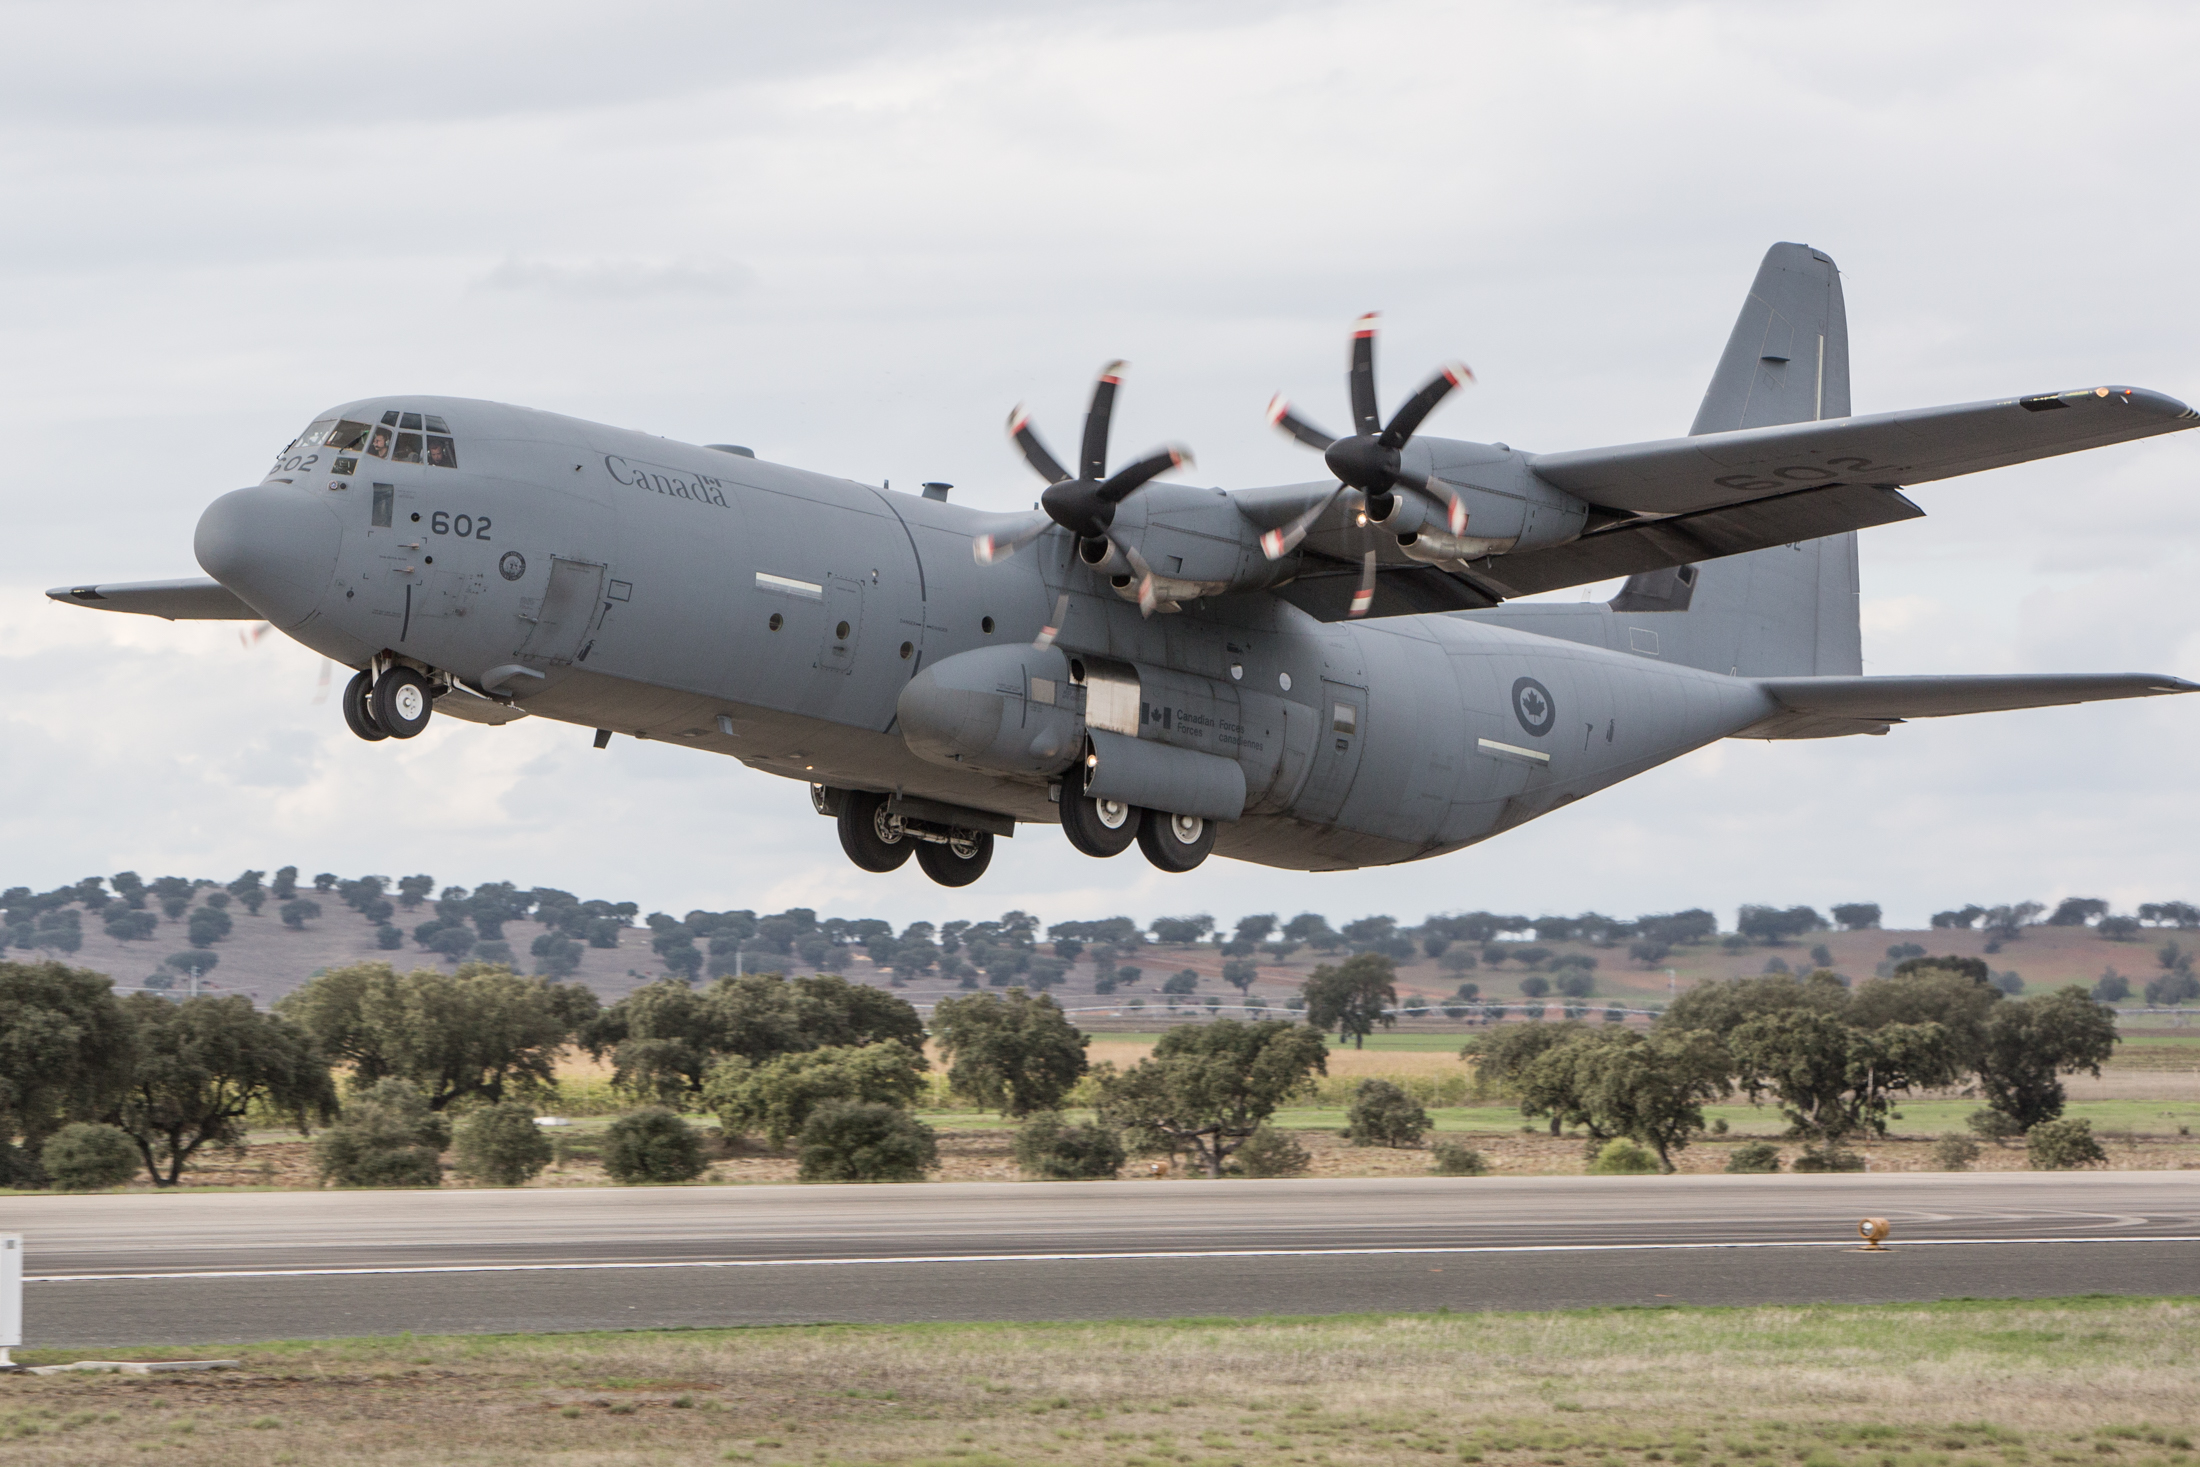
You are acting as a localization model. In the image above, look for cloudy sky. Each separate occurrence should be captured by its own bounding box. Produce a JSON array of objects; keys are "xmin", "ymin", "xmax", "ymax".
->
[{"xmin": 4, "ymin": 0, "xmax": 2196, "ymax": 937}]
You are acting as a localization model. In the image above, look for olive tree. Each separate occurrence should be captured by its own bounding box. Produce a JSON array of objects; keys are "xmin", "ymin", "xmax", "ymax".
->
[
  {"xmin": 1300, "ymin": 952, "xmax": 1397, "ymax": 1048},
  {"xmin": 112, "ymin": 993, "xmax": 336, "ymax": 1186},
  {"xmin": 1097, "ymin": 1019, "xmax": 1328, "ymax": 1177},
  {"xmin": 930, "ymin": 988, "xmax": 1087, "ymax": 1117},
  {"xmin": 0, "ymin": 961, "xmax": 136, "ymax": 1166},
  {"xmin": 1973, "ymin": 987, "xmax": 2119, "ymax": 1130}
]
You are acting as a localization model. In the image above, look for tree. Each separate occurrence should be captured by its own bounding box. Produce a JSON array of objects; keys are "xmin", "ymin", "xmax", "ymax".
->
[
  {"xmin": 2026, "ymin": 1117, "xmax": 2107, "ymax": 1170},
  {"xmin": 278, "ymin": 962, "xmax": 598, "ymax": 1111},
  {"xmin": 41, "ymin": 1122, "xmax": 141, "ymax": 1191},
  {"xmin": 1096, "ymin": 1019, "xmax": 1328, "ymax": 1177},
  {"xmin": 797, "ymin": 1101, "xmax": 938, "ymax": 1182},
  {"xmin": 1150, "ymin": 914, "xmax": 1214, "ymax": 946},
  {"xmin": 1830, "ymin": 903, "xmax": 1882, "ymax": 931},
  {"xmin": 110, "ymin": 871, "xmax": 148, "ymax": 910},
  {"xmin": 1735, "ymin": 905, "xmax": 1827, "ymax": 945},
  {"xmin": 1662, "ymin": 971, "xmax": 1849, "ymax": 1034},
  {"xmin": 2145, "ymin": 969, "xmax": 2200, "ymax": 1005},
  {"xmin": 396, "ymin": 874, "xmax": 437, "ymax": 910},
  {"xmin": 150, "ymin": 876, "xmax": 195, "ymax": 920},
  {"xmin": 1162, "ymin": 969, "xmax": 1199, "ymax": 996},
  {"xmin": 1969, "ymin": 987, "xmax": 2118, "ymax": 1131},
  {"xmin": 187, "ymin": 905, "xmax": 233, "ymax": 949},
  {"xmin": 311, "ymin": 1078, "xmax": 448, "ymax": 1188},
  {"xmin": 2046, "ymin": 897, "xmax": 2109, "ymax": 927},
  {"xmin": 1301, "ymin": 952, "xmax": 1397, "ymax": 1048},
  {"xmin": 2092, "ymin": 971, "xmax": 2133, "ymax": 1002},
  {"xmin": 602, "ymin": 1109, "xmax": 707, "ymax": 1184},
  {"xmin": 452, "ymin": 1100, "xmax": 554, "ymax": 1186},
  {"xmin": 1851, "ymin": 961, "xmax": 2001, "ymax": 1073},
  {"xmin": 111, "ymin": 993, "xmax": 336, "ymax": 1186},
  {"xmin": 0, "ymin": 961, "xmax": 136, "ymax": 1160},
  {"xmin": 1565, "ymin": 1028, "xmax": 1731, "ymax": 1172},
  {"xmin": 1343, "ymin": 1078, "xmax": 1429, "ymax": 1148},
  {"xmin": 1221, "ymin": 958, "xmax": 1261, "ymax": 996},
  {"xmin": 930, "ymin": 988, "xmax": 1087, "ymax": 1117},
  {"xmin": 703, "ymin": 1041, "xmax": 927, "ymax": 1147},
  {"xmin": 1013, "ymin": 1113, "xmax": 1125, "ymax": 1180},
  {"xmin": 279, "ymin": 897, "xmax": 322, "ymax": 930},
  {"xmin": 1724, "ymin": 1009, "xmax": 1954, "ymax": 1149},
  {"xmin": 1282, "ymin": 912, "xmax": 1339, "ymax": 949}
]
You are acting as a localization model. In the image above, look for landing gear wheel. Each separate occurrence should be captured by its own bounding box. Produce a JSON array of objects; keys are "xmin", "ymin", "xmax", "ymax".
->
[
  {"xmin": 1060, "ymin": 760, "xmax": 1142, "ymax": 857},
  {"xmin": 837, "ymin": 790, "xmax": 913, "ymax": 872},
  {"xmin": 371, "ymin": 667, "xmax": 433, "ymax": 738},
  {"xmin": 915, "ymin": 830, "xmax": 994, "ymax": 887},
  {"xmin": 342, "ymin": 670, "xmax": 388, "ymax": 741},
  {"xmin": 1137, "ymin": 811, "xmax": 1216, "ymax": 872}
]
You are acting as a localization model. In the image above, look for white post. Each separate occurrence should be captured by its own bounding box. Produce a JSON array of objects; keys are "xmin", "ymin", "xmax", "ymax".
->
[{"xmin": 0, "ymin": 1233, "xmax": 21, "ymax": 1368}]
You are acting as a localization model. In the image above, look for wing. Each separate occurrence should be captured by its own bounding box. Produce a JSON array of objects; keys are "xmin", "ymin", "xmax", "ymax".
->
[
  {"xmin": 1737, "ymin": 672, "xmax": 2198, "ymax": 741},
  {"xmin": 47, "ymin": 577, "xmax": 260, "ymax": 620},
  {"xmin": 1531, "ymin": 386, "xmax": 2197, "ymax": 518}
]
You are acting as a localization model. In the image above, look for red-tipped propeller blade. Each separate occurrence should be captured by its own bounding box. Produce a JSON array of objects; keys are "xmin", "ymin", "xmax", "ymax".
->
[
  {"xmin": 1348, "ymin": 550, "xmax": 1378, "ymax": 618},
  {"xmin": 972, "ymin": 514, "xmax": 1052, "ymax": 565},
  {"xmin": 1348, "ymin": 313, "xmax": 1381, "ymax": 436},
  {"xmin": 1266, "ymin": 394, "xmax": 1337, "ymax": 451},
  {"xmin": 1007, "ymin": 405, "xmax": 1071, "ymax": 485},
  {"xmin": 1260, "ymin": 485, "xmax": 1345, "ymax": 560}
]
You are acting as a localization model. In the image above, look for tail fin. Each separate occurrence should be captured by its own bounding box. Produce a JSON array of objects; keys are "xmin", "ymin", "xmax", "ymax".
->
[{"xmin": 1610, "ymin": 242, "xmax": 1861, "ymax": 676}]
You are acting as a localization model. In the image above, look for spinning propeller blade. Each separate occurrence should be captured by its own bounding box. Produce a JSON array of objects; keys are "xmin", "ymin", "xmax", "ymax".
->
[{"xmin": 1349, "ymin": 551, "xmax": 1378, "ymax": 619}]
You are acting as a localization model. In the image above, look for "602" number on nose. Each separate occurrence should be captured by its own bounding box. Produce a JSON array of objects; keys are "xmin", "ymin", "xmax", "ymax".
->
[{"xmin": 430, "ymin": 511, "xmax": 491, "ymax": 541}]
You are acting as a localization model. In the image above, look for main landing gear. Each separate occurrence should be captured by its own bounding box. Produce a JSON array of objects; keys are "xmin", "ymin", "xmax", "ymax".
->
[
  {"xmin": 341, "ymin": 662, "xmax": 438, "ymax": 741},
  {"xmin": 830, "ymin": 789, "xmax": 996, "ymax": 887},
  {"xmin": 1060, "ymin": 762, "xmax": 1213, "ymax": 872}
]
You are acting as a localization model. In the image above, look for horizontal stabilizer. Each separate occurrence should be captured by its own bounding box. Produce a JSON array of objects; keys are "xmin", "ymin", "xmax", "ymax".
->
[
  {"xmin": 1738, "ymin": 672, "xmax": 2197, "ymax": 740},
  {"xmin": 47, "ymin": 577, "xmax": 259, "ymax": 621},
  {"xmin": 1534, "ymin": 386, "xmax": 2197, "ymax": 517}
]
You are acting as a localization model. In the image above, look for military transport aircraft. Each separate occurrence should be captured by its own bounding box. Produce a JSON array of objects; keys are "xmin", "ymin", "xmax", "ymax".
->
[{"xmin": 49, "ymin": 243, "xmax": 2199, "ymax": 886}]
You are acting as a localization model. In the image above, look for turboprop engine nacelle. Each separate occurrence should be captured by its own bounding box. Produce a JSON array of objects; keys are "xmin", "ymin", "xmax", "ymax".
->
[{"xmin": 1372, "ymin": 438, "xmax": 1591, "ymax": 562}]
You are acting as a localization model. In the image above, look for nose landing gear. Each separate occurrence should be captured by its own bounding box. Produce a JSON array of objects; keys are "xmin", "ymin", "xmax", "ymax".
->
[{"xmin": 341, "ymin": 659, "xmax": 441, "ymax": 741}]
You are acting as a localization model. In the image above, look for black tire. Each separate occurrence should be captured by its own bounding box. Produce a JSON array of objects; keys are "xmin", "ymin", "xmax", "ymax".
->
[
  {"xmin": 1137, "ymin": 811, "xmax": 1216, "ymax": 872},
  {"xmin": 371, "ymin": 666, "xmax": 433, "ymax": 738},
  {"xmin": 342, "ymin": 670, "xmax": 388, "ymax": 741},
  {"xmin": 837, "ymin": 791, "xmax": 913, "ymax": 872},
  {"xmin": 1060, "ymin": 759, "xmax": 1141, "ymax": 857},
  {"xmin": 915, "ymin": 830, "xmax": 994, "ymax": 887}
]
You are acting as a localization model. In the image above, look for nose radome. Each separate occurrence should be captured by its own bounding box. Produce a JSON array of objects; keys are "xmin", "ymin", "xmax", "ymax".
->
[{"xmin": 194, "ymin": 484, "xmax": 343, "ymax": 629}]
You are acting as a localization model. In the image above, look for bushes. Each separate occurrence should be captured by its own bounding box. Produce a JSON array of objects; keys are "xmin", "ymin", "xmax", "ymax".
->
[
  {"xmin": 1931, "ymin": 1133, "xmax": 1981, "ymax": 1171},
  {"xmin": 796, "ymin": 1101, "xmax": 937, "ymax": 1182},
  {"xmin": 1430, "ymin": 1138, "xmax": 1487, "ymax": 1176},
  {"xmin": 1723, "ymin": 1141, "xmax": 1782, "ymax": 1174},
  {"xmin": 1231, "ymin": 1125, "xmax": 1311, "ymax": 1178},
  {"xmin": 313, "ymin": 1080, "xmax": 449, "ymax": 1188},
  {"xmin": 1013, "ymin": 1112, "xmax": 1125, "ymax": 1180},
  {"xmin": 41, "ymin": 1122, "xmax": 140, "ymax": 1190},
  {"xmin": 1790, "ymin": 1146, "xmax": 1866, "ymax": 1172},
  {"xmin": 1342, "ymin": 1078, "xmax": 1430, "ymax": 1148},
  {"xmin": 2027, "ymin": 1117, "xmax": 2107, "ymax": 1171},
  {"xmin": 1587, "ymin": 1138, "xmax": 1659, "ymax": 1175},
  {"xmin": 453, "ymin": 1101, "xmax": 554, "ymax": 1186},
  {"xmin": 702, "ymin": 1042, "xmax": 926, "ymax": 1147},
  {"xmin": 602, "ymin": 1108, "xmax": 709, "ymax": 1184},
  {"xmin": 1967, "ymin": 1109, "xmax": 2026, "ymax": 1142}
]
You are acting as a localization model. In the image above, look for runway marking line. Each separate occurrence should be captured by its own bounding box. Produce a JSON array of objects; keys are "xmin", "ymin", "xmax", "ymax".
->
[{"xmin": 26, "ymin": 1235, "xmax": 2200, "ymax": 1284}]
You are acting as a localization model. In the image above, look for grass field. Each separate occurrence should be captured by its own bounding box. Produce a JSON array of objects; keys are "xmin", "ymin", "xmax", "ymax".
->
[{"xmin": 3, "ymin": 1298, "xmax": 2195, "ymax": 1466}]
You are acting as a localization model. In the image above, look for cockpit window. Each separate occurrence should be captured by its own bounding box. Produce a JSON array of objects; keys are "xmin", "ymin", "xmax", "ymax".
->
[
  {"xmin": 424, "ymin": 414, "xmax": 450, "ymax": 433},
  {"xmin": 366, "ymin": 426, "xmax": 392, "ymax": 458},
  {"xmin": 293, "ymin": 418, "xmax": 337, "ymax": 450},
  {"xmin": 399, "ymin": 411, "xmax": 423, "ymax": 431},
  {"xmin": 380, "ymin": 409, "xmax": 399, "ymax": 426},
  {"xmin": 324, "ymin": 420, "xmax": 374, "ymax": 452},
  {"xmin": 391, "ymin": 432, "xmax": 424, "ymax": 464},
  {"xmin": 425, "ymin": 436, "xmax": 458, "ymax": 468}
]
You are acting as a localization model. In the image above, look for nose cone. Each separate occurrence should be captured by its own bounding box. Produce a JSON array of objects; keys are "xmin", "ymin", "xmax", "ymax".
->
[{"xmin": 194, "ymin": 484, "xmax": 343, "ymax": 629}]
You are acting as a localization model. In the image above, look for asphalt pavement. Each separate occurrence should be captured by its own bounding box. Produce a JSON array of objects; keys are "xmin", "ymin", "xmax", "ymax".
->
[{"xmin": 8, "ymin": 1172, "xmax": 2195, "ymax": 1347}]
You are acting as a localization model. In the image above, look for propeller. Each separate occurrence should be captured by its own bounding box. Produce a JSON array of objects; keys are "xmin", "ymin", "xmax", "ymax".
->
[
  {"xmin": 973, "ymin": 361, "xmax": 1193, "ymax": 613},
  {"xmin": 1263, "ymin": 313, "xmax": 1473, "ymax": 557}
]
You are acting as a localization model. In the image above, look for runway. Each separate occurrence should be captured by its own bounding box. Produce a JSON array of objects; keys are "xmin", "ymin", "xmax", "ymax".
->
[{"xmin": 8, "ymin": 1172, "xmax": 2195, "ymax": 1347}]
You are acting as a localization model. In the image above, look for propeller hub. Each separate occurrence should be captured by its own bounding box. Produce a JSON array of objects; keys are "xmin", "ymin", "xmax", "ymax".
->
[
  {"xmin": 1041, "ymin": 479, "xmax": 1114, "ymax": 540},
  {"xmin": 1323, "ymin": 434, "xmax": 1398, "ymax": 492}
]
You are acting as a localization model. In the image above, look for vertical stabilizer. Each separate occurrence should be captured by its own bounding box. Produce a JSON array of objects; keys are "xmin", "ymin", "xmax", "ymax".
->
[{"xmin": 1618, "ymin": 242, "xmax": 1861, "ymax": 676}]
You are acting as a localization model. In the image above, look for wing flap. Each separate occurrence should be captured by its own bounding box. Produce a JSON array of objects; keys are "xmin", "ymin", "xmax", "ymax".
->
[
  {"xmin": 1532, "ymin": 387, "xmax": 2196, "ymax": 516},
  {"xmin": 47, "ymin": 578, "xmax": 260, "ymax": 621}
]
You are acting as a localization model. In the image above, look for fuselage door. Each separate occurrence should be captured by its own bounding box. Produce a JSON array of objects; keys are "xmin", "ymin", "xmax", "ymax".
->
[
  {"xmin": 517, "ymin": 556, "xmax": 607, "ymax": 666},
  {"xmin": 1292, "ymin": 681, "xmax": 1367, "ymax": 824}
]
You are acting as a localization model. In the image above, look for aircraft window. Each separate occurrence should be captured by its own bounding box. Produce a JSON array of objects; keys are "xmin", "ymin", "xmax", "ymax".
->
[
  {"xmin": 1332, "ymin": 702, "xmax": 1357, "ymax": 735},
  {"xmin": 380, "ymin": 409, "xmax": 400, "ymax": 426},
  {"xmin": 371, "ymin": 483, "xmax": 394, "ymax": 527},
  {"xmin": 296, "ymin": 418, "xmax": 337, "ymax": 447},
  {"xmin": 391, "ymin": 432, "xmax": 424, "ymax": 464},
  {"xmin": 366, "ymin": 427, "xmax": 392, "ymax": 458},
  {"xmin": 399, "ymin": 412, "xmax": 423, "ymax": 431},
  {"xmin": 324, "ymin": 420, "xmax": 374, "ymax": 453},
  {"xmin": 425, "ymin": 436, "xmax": 459, "ymax": 469},
  {"xmin": 424, "ymin": 414, "xmax": 450, "ymax": 433}
]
